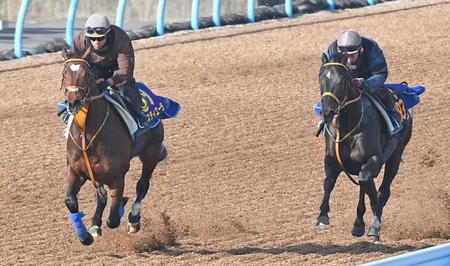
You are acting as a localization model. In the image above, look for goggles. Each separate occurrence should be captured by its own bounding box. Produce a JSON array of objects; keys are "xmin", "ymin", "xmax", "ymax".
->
[
  {"xmin": 338, "ymin": 45, "xmax": 361, "ymax": 55},
  {"xmin": 86, "ymin": 27, "xmax": 110, "ymax": 36}
]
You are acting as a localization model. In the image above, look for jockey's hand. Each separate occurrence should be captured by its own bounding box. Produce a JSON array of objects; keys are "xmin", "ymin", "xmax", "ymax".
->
[
  {"xmin": 97, "ymin": 80, "xmax": 110, "ymax": 91},
  {"xmin": 353, "ymin": 78, "xmax": 364, "ymax": 90}
]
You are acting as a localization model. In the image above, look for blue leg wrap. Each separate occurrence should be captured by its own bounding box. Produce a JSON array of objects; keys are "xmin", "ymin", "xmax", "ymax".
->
[
  {"xmin": 70, "ymin": 212, "xmax": 89, "ymax": 242},
  {"xmin": 119, "ymin": 203, "xmax": 125, "ymax": 218}
]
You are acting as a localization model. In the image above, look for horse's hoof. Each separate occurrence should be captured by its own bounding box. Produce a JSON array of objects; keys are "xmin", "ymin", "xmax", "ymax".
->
[
  {"xmin": 127, "ymin": 222, "xmax": 141, "ymax": 234},
  {"xmin": 367, "ymin": 226, "xmax": 380, "ymax": 237},
  {"xmin": 106, "ymin": 219, "xmax": 120, "ymax": 229},
  {"xmin": 316, "ymin": 215, "xmax": 330, "ymax": 228},
  {"xmin": 89, "ymin": 225, "xmax": 102, "ymax": 238},
  {"xmin": 80, "ymin": 233, "xmax": 94, "ymax": 246},
  {"xmin": 351, "ymin": 220, "xmax": 365, "ymax": 237},
  {"xmin": 372, "ymin": 236, "xmax": 381, "ymax": 244}
]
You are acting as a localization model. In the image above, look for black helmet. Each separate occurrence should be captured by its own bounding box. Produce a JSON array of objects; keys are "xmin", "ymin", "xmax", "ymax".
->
[{"xmin": 337, "ymin": 30, "xmax": 362, "ymax": 54}]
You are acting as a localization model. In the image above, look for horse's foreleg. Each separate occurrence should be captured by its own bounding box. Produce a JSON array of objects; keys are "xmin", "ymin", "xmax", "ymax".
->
[
  {"xmin": 352, "ymin": 181, "xmax": 368, "ymax": 237},
  {"xmin": 128, "ymin": 147, "xmax": 159, "ymax": 234},
  {"xmin": 317, "ymin": 155, "xmax": 341, "ymax": 227},
  {"xmin": 368, "ymin": 149, "xmax": 404, "ymax": 242},
  {"xmin": 106, "ymin": 179, "xmax": 125, "ymax": 229},
  {"xmin": 89, "ymin": 185, "xmax": 107, "ymax": 237},
  {"xmin": 65, "ymin": 168, "xmax": 93, "ymax": 245}
]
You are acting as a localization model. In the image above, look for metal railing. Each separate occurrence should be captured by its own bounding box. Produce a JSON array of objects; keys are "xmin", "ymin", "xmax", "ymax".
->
[{"xmin": 13, "ymin": 0, "xmax": 377, "ymax": 59}]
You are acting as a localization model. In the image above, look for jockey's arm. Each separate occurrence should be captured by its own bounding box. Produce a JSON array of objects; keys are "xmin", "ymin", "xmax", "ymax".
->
[
  {"xmin": 107, "ymin": 40, "xmax": 135, "ymax": 87},
  {"xmin": 361, "ymin": 43, "xmax": 388, "ymax": 92}
]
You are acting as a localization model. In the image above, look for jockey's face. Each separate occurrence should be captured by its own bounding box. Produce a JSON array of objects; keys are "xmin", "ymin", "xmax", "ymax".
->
[
  {"xmin": 347, "ymin": 51, "xmax": 360, "ymax": 65},
  {"xmin": 90, "ymin": 35, "xmax": 107, "ymax": 50}
]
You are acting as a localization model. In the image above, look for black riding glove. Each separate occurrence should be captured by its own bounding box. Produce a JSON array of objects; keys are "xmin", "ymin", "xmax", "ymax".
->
[{"xmin": 97, "ymin": 80, "xmax": 110, "ymax": 91}]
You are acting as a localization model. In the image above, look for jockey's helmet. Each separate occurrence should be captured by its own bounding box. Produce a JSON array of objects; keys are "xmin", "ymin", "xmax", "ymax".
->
[
  {"xmin": 85, "ymin": 14, "xmax": 111, "ymax": 38},
  {"xmin": 337, "ymin": 30, "xmax": 362, "ymax": 55}
]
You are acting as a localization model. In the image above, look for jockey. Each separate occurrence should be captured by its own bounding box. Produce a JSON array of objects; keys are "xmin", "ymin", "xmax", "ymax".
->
[
  {"xmin": 317, "ymin": 30, "xmax": 402, "ymax": 135},
  {"xmin": 71, "ymin": 13, "xmax": 148, "ymax": 128},
  {"xmin": 62, "ymin": 14, "xmax": 167, "ymax": 160}
]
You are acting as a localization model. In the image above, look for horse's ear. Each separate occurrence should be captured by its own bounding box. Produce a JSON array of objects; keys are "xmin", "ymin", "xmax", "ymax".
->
[
  {"xmin": 321, "ymin": 53, "xmax": 328, "ymax": 65},
  {"xmin": 61, "ymin": 46, "xmax": 73, "ymax": 60},
  {"xmin": 81, "ymin": 46, "xmax": 92, "ymax": 61}
]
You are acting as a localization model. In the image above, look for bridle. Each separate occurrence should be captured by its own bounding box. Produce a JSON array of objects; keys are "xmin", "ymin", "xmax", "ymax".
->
[
  {"xmin": 62, "ymin": 58, "xmax": 104, "ymax": 115},
  {"xmin": 320, "ymin": 62, "xmax": 364, "ymax": 185}
]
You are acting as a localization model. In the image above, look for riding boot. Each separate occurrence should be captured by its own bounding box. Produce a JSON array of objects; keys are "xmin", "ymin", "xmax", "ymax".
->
[
  {"xmin": 123, "ymin": 82, "xmax": 148, "ymax": 128},
  {"xmin": 389, "ymin": 105, "xmax": 403, "ymax": 135},
  {"xmin": 58, "ymin": 109, "xmax": 70, "ymax": 124},
  {"xmin": 378, "ymin": 89, "xmax": 402, "ymax": 135},
  {"xmin": 315, "ymin": 118, "xmax": 325, "ymax": 137}
]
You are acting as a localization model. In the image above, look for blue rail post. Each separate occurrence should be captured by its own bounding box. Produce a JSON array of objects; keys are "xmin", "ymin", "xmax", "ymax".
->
[
  {"xmin": 116, "ymin": 0, "xmax": 127, "ymax": 28},
  {"xmin": 247, "ymin": 0, "xmax": 256, "ymax": 23},
  {"xmin": 156, "ymin": 0, "xmax": 167, "ymax": 35},
  {"xmin": 65, "ymin": 0, "xmax": 79, "ymax": 48},
  {"xmin": 191, "ymin": 0, "xmax": 201, "ymax": 30},
  {"xmin": 285, "ymin": 0, "xmax": 293, "ymax": 18},
  {"xmin": 367, "ymin": 0, "xmax": 376, "ymax": 6},
  {"xmin": 327, "ymin": 0, "xmax": 335, "ymax": 11},
  {"xmin": 14, "ymin": 0, "xmax": 30, "ymax": 58},
  {"xmin": 212, "ymin": 0, "xmax": 221, "ymax": 26}
]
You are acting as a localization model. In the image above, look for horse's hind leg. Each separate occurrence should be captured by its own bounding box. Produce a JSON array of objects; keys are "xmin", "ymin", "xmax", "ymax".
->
[
  {"xmin": 317, "ymin": 155, "xmax": 341, "ymax": 227},
  {"xmin": 128, "ymin": 144, "xmax": 160, "ymax": 234},
  {"xmin": 367, "ymin": 179, "xmax": 378, "ymax": 214},
  {"xmin": 89, "ymin": 185, "xmax": 107, "ymax": 237}
]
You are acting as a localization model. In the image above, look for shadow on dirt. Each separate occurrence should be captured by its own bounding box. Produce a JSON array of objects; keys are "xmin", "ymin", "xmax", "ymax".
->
[{"xmin": 135, "ymin": 241, "xmax": 422, "ymax": 257}]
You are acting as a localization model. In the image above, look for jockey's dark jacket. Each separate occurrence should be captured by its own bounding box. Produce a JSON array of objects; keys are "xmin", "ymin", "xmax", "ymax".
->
[
  {"xmin": 325, "ymin": 36, "xmax": 388, "ymax": 93},
  {"xmin": 74, "ymin": 25, "xmax": 135, "ymax": 87}
]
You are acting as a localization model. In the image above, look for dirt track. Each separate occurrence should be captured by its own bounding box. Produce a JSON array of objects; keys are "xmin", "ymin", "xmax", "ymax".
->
[{"xmin": 0, "ymin": 0, "xmax": 449, "ymax": 265}]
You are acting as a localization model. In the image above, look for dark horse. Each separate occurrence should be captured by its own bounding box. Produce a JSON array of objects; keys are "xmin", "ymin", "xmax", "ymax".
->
[
  {"xmin": 60, "ymin": 47, "xmax": 166, "ymax": 245},
  {"xmin": 316, "ymin": 52, "xmax": 412, "ymax": 243}
]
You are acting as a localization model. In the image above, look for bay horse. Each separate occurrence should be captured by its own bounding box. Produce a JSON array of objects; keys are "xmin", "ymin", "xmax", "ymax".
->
[
  {"xmin": 316, "ymin": 52, "xmax": 413, "ymax": 243},
  {"xmin": 60, "ymin": 47, "xmax": 166, "ymax": 245}
]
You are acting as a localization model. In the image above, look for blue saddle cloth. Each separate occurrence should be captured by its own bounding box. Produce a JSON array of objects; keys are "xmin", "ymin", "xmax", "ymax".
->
[
  {"xmin": 313, "ymin": 82, "xmax": 426, "ymax": 116},
  {"xmin": 136, "ymin": 82, "xmax": 181, "ymax": 129}
]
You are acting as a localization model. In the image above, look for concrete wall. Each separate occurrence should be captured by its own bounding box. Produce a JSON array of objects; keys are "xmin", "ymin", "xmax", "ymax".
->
[{"xmin": 0, "ymin": 0, "xmax": 250, "ymax": 24}]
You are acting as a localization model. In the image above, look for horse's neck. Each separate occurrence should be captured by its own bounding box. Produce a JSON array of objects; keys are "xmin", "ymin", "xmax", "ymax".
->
[{"xmin": 339, "ymin": 96, "xmax": 362, "ymax": 134}]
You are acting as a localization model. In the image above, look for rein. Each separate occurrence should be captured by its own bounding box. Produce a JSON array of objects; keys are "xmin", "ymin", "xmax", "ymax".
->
[
  {"xmin": 64, "ymin": 58, "xmax": 106, "ymax": 188},
  {"xmin": 321, "ymin": 62, "xmax": 363, "ymax": 186}
]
